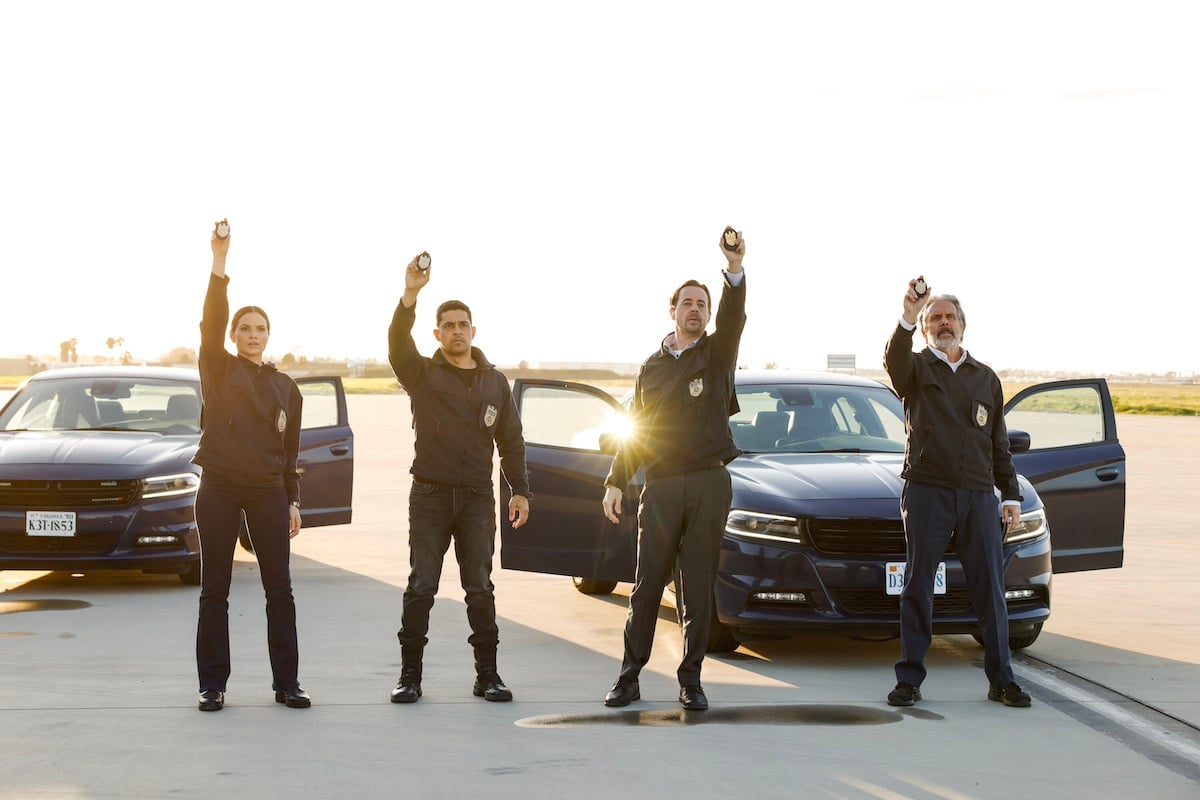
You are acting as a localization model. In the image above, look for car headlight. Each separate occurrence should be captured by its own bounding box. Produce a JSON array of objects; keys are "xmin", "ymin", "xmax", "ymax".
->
[
  {"xmin": 726, "ymin": 510, "xmax": 805, "ymax": 543},
  {"xmin": 1004, "ymin": 507, "xmax": 1048, "ymax": 544},
  {"xmin": 141, "ymin": 472, "xmax": 201, "ymax": 499}
]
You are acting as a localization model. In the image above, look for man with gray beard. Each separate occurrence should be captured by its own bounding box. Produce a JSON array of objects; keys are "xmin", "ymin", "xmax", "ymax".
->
[{"xmin": 883, "ymin": 281, "xmax": 1031, "ymax": 709}]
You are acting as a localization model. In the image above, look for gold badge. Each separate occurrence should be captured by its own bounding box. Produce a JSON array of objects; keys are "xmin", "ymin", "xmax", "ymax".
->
[
  {"xmin": 484, "ymin": 404, "xmax": 498, "ymax": 427},
  {"xmin": 277, "ymin": 409, "xmax": 288, "ymax": 433},
  {"xmin": 975, "ymin": 403, "xmax": 988, "ymax": 427},
  {"xmin": 689, "ymin": 378, "xmax": 704, "ymax": 397}
]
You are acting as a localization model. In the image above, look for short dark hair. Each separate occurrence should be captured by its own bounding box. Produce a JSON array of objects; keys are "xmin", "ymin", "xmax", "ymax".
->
[
  {"xmin": 230, "ymin": 305, "xmax": 270, "ymax": 334},
  {"xmin": 436, "ymin": 300, "xmax": 472, "ymax": 326},
  {"xmin": 670, "ymin": 280, "xmax": 711, "ymax": 308}
]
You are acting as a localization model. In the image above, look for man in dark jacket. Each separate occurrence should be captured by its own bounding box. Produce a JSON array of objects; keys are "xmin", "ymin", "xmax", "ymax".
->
[
  {"xmin": 601, "ymin": 231, "xmax": 747, "ymax": 711},
  {"xmin": 387, "ymin": 254, "xmax": 531, "ymax": 704},
  {"xmin": 883, "ymin": 280, "xmax": 1031, "ymax": 709}
]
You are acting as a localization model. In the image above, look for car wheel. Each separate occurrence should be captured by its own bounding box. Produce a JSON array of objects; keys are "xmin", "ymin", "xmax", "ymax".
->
[
  {"xmin": 177, "ymin": 560, "xmax": 201, "ymax": 586},
  {"xmin": 706, "ymin": 607, "xmax": 740, "ymax": 654},
  {"xmin": 572, "ymin": 576, "xmax": 617, "ymax": 595},
  {"xmin": 971, "ymin": 622, "xmax": 1043, "ymax": 651},
  {"xmin": 1008, "ymin": 623, "xmax": 1043, "ymax": 650}
]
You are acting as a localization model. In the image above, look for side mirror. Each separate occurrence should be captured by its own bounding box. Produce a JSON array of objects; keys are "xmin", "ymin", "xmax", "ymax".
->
[{"xmin": 1008, "ymin": 429, "xmax": 1031, "ymax": 453}]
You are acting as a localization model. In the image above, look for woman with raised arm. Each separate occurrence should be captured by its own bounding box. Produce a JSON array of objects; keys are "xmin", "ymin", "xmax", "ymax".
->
[{"xmin": 192, "ymin": 219, "xmax": 308, "ymax": 713}]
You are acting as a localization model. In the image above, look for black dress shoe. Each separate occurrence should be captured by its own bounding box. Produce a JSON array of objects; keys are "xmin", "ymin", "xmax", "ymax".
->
[
  {"xmin": 473, "ymin": 674, "xmax": 513, "ymax": 702},
  {"xmin": 679, "ymin": 684, "xmax": 708, "ymax": 711},
  {"xmin": 390, "ymin": 680, "xmax": 422, "ymax": 703},
  {"xmin": 198, "ymin": 690, "xmax": 224, "ymax": 712},
  {"xmin": 274, "ymin": 686, "xmax": 311, "ymax": 708},
  {"xmin": 604, "ymin": 679, "xmax": 640, "ymax": 707}
]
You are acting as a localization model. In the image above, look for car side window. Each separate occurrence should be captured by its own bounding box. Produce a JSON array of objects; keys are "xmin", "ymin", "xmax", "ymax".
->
[
  {"xmin": 297, "ymin": 379, "xmax": 341, "ymax": 429},
  {"xmin": 1005, "ymin": 385, "xmax": 1105, "ymax": 449},
  {"xmin": 519, "ymin": 386, "xmax": 625, "ymax": 451}
]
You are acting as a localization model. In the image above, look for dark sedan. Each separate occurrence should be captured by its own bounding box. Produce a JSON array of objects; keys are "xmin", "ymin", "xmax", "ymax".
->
[
  {"xmin": 499, "ymin": 372, "xmax": 1125, "ymax": 652},
  {"xmin": 0, "ymin": 366, "xmax": 354, "ymax": 584}
]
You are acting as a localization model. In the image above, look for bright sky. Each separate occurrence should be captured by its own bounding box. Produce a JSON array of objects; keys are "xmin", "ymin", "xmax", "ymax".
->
[{"xmin": 2, "ymin": 2, "xmax": 1197, "ymax": 377}]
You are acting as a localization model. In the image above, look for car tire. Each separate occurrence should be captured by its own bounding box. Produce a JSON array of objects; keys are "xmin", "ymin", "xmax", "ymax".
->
[
  {"xmin": 178, "ymin": 560, "xmax": 201, "ymax": 586},
  {"xmin": 972, "ymin": 621, "xmax": 1043, "ymax": 651},
  {"xmin": 572, "ymin": 576, "xmax": 617, "ymax": 595},
  {"xmin": 1008, "ymin": 622, "xmax": 1043, "ymax": 650}
]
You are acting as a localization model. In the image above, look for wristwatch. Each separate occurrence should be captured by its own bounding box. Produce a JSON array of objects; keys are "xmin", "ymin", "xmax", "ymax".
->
[{"xmin": 290, "ymin": 501, "xmax": 301, "ymax": 509}]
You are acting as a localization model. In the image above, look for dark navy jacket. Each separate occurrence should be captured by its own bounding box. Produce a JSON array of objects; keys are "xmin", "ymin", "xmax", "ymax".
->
[
  {"xmin": 884, "ymin": 322, "xmax": 1019, "ymax": 500},
  {"xmin": 606, "ymin": 275, "xmax": 746, "ymax": 488},
  {"xmin": 193, "ymin": 274, "xmax": 302, "ymax": 504},
  {"xmin": 388, "ymin": 300, "xmax": 531, "ymax": 498}
]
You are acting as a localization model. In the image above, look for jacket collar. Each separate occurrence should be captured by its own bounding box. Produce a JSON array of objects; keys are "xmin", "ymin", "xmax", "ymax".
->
[
  {"xmin": 657, "ymin": 331, "xmax": 707, "ymax": 360},
  {"xmin": 921, "ymin": 347, "xmax": 980, "ymax": 372},
  {"xmin": 431, "ymin": 346, "xmax": 494, "ymax": 370}
]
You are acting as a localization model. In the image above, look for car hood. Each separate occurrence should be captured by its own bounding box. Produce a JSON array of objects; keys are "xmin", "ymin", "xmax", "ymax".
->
[
  {"xmin": 0, "ymin": 431, "xmax": 197, "ymax": 479},
  {"xmin": 729, "ymin": 452, "xmax": 1040, "ymax": 516},
  {"xmin": 731, "ymin": 452, "xmax": 904, "ymax": 514}
]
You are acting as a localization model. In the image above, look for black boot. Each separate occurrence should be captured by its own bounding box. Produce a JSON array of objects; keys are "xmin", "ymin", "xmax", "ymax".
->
[
  {"xmin": 472, "ymin": 644, "xmax": 512, "ymax": 702},
  {"xmin": 390, "ymin": 645, "xmax": 423, "ymax": 704}
]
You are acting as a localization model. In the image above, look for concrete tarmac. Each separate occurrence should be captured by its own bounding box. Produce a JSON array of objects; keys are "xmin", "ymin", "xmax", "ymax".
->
[{"xmin": 2, "ymin": 396, "xmax": 1199, "ymax": 799}]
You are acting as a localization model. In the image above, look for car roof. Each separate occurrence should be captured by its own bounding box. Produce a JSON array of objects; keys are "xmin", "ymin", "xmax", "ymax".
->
[
  {"xmin": 734, "ymin": 369, "xmax": 890, "ymax": 390},
  {"xmin": 24, "ymin": 365, "xmax": 200, "ymax": 383}
]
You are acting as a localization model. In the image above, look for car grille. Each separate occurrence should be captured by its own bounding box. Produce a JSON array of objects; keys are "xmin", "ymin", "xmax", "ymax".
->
[
  {"xmin": 0, "ymin": 533, "xmax": 114, "ymax": 555},
  {"xmin": 0, "ymin": 480, "xmax": 139, "ymax": 508},
  {"xmin": 807, "ymin": 518, "xmax": 958, "ymax": 557},
  {"xmin": 835, "ymin": 587, "xmax": 974, "ymax": 616}
]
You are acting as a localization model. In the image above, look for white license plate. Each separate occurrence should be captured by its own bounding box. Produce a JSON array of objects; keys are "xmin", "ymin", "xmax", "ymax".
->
[
  {"xmin": 26, "ymin": 510, "xmax": 77, "ymax": 537},
  {"xmin": 885, "ymin": 561, "xmax": 946, "ymax": 596}
]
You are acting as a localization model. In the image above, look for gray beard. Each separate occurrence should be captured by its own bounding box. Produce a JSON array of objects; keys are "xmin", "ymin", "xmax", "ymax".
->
[{"xmin": 930, "ymin": 333, "xmax": 962, "ymax": 353}]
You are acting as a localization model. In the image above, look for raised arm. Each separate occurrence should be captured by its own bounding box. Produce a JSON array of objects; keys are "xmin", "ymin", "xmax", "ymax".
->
[
  {"xmin": 387, "ymin": 253, "xmax": 433, "ymax": 390},
  {"xmin": 711, "ymin": 230, "xmax": 747, "ymax": 368},
  {"xmin": 210, "ymin": 218, "xmax": 229, "ymax": 278},
  {"xmin": 883, "ymin": 278, "xmax": 931, "ymax": 399},
  {"xmin": 199, "ymin": 221, "xmax": 232, "ymax": 380}
]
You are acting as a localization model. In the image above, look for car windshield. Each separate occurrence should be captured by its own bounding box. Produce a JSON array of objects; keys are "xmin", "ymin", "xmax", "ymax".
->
[
  {"xmin": 730, "ymin": 382, "xmax": 907, "ymax": 454},
  {"xmin": 0, "ymin": 376, "xmax": 202, "ymax": 435}
]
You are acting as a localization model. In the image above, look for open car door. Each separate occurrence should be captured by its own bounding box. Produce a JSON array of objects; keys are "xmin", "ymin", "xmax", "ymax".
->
[
  {"xmin": 1006, "ymin": 378, "xmax": 1125, "ymax": 573},
  {"xmin": 295, "ymin": 376, "xmax": 354, "ymax": 527},
  {"xmin": 499, "ymin": 379, "xmax": 638, "ymax": 584}
]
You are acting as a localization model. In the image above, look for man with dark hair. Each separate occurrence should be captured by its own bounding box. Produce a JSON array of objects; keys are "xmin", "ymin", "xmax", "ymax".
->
[
  {"xmin": 386, "ymin": 254, "xmax": 531, "ymax": 704},
  {"xmin": 601, "ymin": 230, "xmax": 747, "ymax": 711},
  {"xmin": 884, "ymin": 280, "xmax": 1031, "ymax": 709}
]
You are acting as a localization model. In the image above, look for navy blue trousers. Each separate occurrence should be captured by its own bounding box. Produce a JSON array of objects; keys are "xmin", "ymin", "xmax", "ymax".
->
[
  {"xmin": 195, "ymin": 475, "xmax": 298, "ymax": 692},
  {"xmin": 896, "ymin": 481, "xmax": 1014, "ymax": 688}
]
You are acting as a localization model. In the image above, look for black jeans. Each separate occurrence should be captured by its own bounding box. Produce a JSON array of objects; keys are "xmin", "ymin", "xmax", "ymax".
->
[
  {"xmin": 195, "ymin": 475, "xmax": 299, "ymax": 692},
  {"xmin": 398, "ymin": 481, "xmax": 499, "ymax": 649},
  {"xmin": 620, "ymin": 466, "xmax": 732, "ymax": 686}
]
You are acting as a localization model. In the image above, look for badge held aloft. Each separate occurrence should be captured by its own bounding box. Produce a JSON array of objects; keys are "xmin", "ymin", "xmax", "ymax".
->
[
  {"xmin": 417, "ymin": 252, "xmax": 431, "ymax": 271},
  {"xmin": 214, "ymin": 219, "xmax": 230, "ymax": 239},
  {"xmin": 913, "ymin": 277, "xmax": 928, "ymax": 297},
  {"xmin": 722, "ymin": 226, "xmax": 740, "ymax": 252}
]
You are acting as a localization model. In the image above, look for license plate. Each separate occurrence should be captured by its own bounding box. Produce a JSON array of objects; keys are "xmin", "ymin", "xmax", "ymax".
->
[
  {"xmin": 26, "ymin": 511, "xmax": 77, "ymax": 537},
  {"xmin": 885, "ymin": 561, "xmax": 946, "ymax": 596}
]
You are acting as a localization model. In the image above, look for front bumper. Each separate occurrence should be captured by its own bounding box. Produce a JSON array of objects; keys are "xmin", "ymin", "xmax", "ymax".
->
[
  {"xmin": 715, "ymin": 531, "xmax": 1052, "ymax": 639},
  {"xmin": 0, "ymin": 494, "xmax": 199, "ymax": 575}
]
